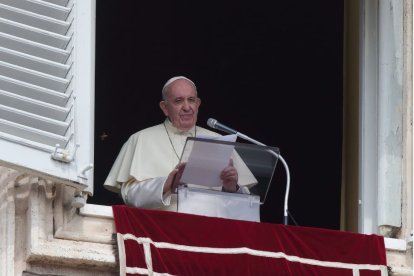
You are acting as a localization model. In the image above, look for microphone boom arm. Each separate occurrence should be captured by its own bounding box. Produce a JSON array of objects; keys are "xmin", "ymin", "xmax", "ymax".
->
[
  {"xmin": 207, "ymin": 118, "xmax": 291, "ymax": 225},
  {"xmin": 236, "ymin": 131, "xmax": 291, "ymax": 225}
]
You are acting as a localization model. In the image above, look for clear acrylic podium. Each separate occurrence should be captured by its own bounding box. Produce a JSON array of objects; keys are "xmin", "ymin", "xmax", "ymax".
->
[{"xmin": 175, "ymin": 137, "xmax": 279, "ymax": 222}]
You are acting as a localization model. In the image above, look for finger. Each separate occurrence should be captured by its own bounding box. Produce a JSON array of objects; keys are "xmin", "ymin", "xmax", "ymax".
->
[{"xmin": 228, "ymin": 158, "xmax": 234, "ymax": 166}]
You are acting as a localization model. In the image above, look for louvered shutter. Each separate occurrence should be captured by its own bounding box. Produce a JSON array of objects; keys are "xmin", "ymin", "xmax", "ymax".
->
[{"xmin": 0, "ymin": 0, "xmax": 95, "ymax": 194}]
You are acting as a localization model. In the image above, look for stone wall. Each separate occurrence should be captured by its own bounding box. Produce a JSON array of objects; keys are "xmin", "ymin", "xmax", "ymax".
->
[{"xmin": 0, "ymin": 167, "xmax": 117, "ymax": 276}]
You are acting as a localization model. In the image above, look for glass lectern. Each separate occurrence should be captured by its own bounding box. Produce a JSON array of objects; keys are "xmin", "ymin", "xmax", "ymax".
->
[{"xmin": 175, "ymin": 137, "xmax": 279, "ymax": 222}]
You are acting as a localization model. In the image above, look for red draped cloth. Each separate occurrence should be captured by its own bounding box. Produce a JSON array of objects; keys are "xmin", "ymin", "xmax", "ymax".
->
[{"xmin": 112, "ymin": 205, "xmax": 387, "ymax": 276}]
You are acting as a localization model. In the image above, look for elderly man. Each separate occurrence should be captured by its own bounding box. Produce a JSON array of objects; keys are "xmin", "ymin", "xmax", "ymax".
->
[{"xmin": 104, "ymin": 76, "xmax": 248, "ymax": 211}]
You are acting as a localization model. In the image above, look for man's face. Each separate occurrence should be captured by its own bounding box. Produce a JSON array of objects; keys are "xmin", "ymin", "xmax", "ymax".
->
[{"xmin": 160, "ymin": 79, "xmax": 201, "ymax": 131}]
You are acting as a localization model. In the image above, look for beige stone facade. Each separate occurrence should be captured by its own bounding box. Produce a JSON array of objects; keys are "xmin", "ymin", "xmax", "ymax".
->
[{"xmin": 0, "ymin": 167, "xmax": 117, "ymax": 275}]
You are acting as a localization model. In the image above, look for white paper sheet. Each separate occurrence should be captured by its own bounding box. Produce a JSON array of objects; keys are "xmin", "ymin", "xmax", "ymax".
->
[{"xmin": 180, "ymin": 134, "xmax": 237, "ymax": 187}]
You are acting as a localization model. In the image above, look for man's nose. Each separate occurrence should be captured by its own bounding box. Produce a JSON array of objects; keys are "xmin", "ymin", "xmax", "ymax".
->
[{"xmin": 182, "ymin": 100, "xmax": 191, "ymax": 110}]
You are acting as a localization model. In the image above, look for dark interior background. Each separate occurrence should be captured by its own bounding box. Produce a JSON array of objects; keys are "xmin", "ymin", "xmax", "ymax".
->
[{"xmin": 91, "ymin": 0, "xmax": 344, "ymax": 230}]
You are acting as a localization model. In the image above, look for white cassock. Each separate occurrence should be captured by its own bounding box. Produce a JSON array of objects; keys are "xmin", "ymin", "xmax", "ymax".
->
[{"xmin": 104, "ymin": 119, "xmax": 257, "ymax": 213}]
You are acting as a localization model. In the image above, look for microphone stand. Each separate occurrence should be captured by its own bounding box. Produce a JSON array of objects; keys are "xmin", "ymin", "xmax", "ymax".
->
[{"xmin": 236, "ymin": 132, "xmax": 291, "ymax": 225}]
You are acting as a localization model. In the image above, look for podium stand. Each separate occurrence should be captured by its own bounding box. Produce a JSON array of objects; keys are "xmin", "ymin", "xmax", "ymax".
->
[
  {"xmin": 175, "ymin": 137, "xmax": 279, "ymax": 222},
  {"xmin": 177, "ymin": 186, "xmax": 262, "ymax": 221}
]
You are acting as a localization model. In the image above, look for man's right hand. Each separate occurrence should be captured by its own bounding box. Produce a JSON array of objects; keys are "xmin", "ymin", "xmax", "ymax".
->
[{"xmin": 163, "ymin": 162, "xmax": 186, "ymax": 194}]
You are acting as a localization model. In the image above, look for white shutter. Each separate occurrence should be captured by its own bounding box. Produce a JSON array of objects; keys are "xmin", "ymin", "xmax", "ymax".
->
[{"xmin": 0, "ymin": 0, "xmax": 95, "ymax": 194}]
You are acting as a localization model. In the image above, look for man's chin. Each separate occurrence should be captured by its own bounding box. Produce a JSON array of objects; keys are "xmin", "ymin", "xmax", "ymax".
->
[{"xmin": 179, "ymin": 119, "xmax": 196, "ymax": 129}]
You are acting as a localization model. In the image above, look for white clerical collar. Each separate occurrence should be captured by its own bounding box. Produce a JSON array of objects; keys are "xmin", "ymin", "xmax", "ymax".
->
[{"xmin": 164, "ymin": 119, "xmax": 196, "ymax": 136}]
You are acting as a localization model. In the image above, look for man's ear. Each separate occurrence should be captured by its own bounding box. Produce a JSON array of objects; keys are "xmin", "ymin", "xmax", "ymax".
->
[{"xmin": 159, "ymin": 101, "xmax": 168, "ymax": 116}]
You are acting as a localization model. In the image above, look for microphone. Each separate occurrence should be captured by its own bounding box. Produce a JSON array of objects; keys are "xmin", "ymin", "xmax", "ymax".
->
[
  {"xmin": 207, "ymin": 118, "xmax": 263, "ymax": 145},
  {"xmin": 207, "ymin": 118, "xmax": 237, "ymax": 135}
]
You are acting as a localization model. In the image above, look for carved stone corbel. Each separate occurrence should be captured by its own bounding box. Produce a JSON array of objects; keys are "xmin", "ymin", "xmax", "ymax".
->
[{"xmin": 0, "ymin": 166, "xmax": 117, "ymax": 275}]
